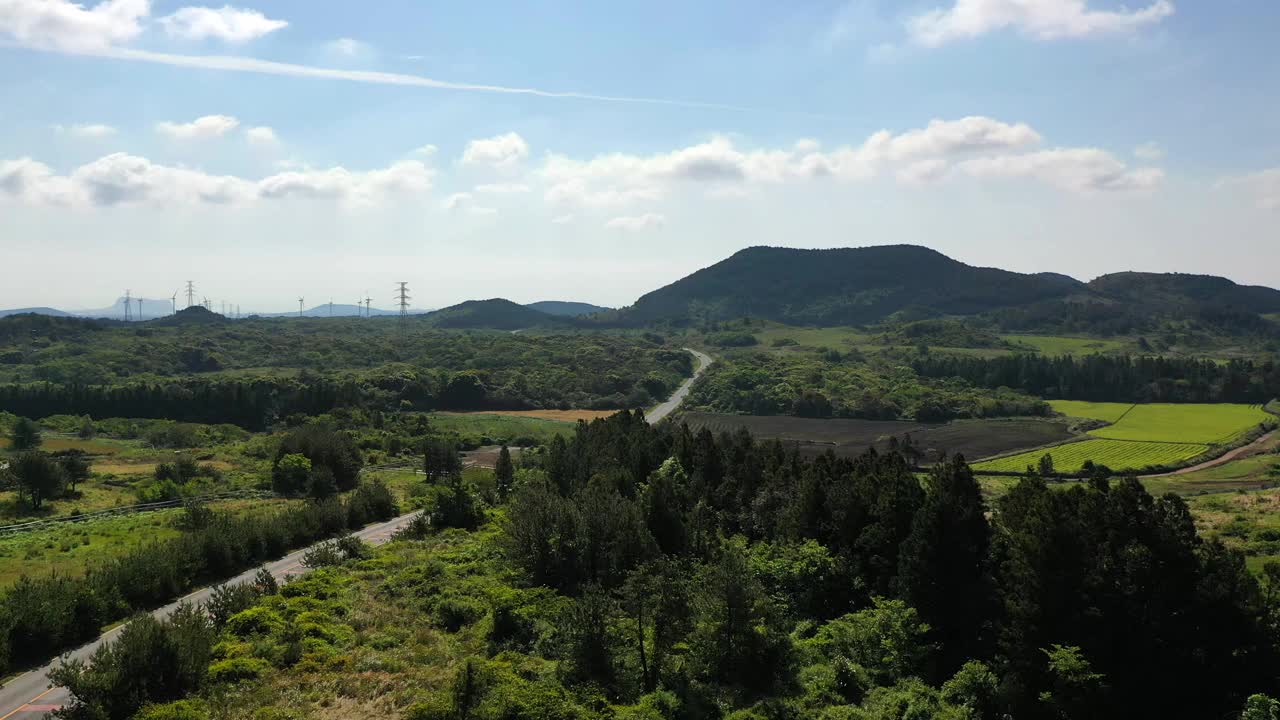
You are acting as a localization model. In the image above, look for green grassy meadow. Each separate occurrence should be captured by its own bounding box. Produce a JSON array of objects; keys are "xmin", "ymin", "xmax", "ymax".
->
[
  {"xmin": 1049, "ymin": 400, "xmax": 1136, "ymax": 425},
  {"xmin": 425, "ymin": 412, "xmax": 576, "ymax": 445},
  {"xmin": 1001, "ymin": 334, "xmax": 1131, "ymax": 355}
]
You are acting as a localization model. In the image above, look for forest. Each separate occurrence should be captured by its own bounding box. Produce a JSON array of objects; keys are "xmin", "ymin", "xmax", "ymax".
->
[
  {"xmin": 36, "ymin": 412, "xmax": 1280, "ymax": 720},
  {"xmin": 913, "ymin": 353, "xmax": 1280, "ymax": 404}
]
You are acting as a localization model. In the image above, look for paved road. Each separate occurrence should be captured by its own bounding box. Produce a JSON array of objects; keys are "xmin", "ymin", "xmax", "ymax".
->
[
  {"xmin": 0, "ymin": 509, "xmax": 424, "ymax": 719},
  {"xmin": 645, "ymin": 348, "xmax": 713, "ymax": 424}
]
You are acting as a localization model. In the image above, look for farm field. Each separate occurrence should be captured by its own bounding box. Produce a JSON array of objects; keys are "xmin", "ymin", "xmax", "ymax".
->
[
  {"xmin": 1088, "ymin": 403, "xmax": 1273, "ymax": 444},
  {"xmin": 681, "ymin": 413, "xmax": 1073, "ymax": 463},
  {"xmin": 974, "ymin": 438, "xmax": 1209, "ymax": 474},
  {"xmin": 1049, "ymin": 400, "xmax": 1135, "ymax": 425},
  {"xmin": 426, "ymin": 412, "xmax": 578, "ymax": 446},
  {"xmin": 1001, "ymin": 334, "xmax": 1131, "ymax": 355},
  {"xmin": 433, "ymin": 409, "xmax": 617, "ymax": 422}
]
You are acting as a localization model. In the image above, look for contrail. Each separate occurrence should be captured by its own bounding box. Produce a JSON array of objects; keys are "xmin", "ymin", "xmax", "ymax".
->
[{"xmin": 62, "ymin": 46, "xmax": 771, "ymax": 114}]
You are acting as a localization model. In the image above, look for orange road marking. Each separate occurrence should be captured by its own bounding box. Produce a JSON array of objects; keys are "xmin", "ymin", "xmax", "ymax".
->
[{"xmin": 0, "ymin": 686, "xmax": 56, "ymax": 720}]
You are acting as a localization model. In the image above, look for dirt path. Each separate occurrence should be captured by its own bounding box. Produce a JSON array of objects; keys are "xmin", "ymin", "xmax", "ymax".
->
[{"xmin": 1143, "ymin": 428, "xmax": 1279, "ymax": 478}]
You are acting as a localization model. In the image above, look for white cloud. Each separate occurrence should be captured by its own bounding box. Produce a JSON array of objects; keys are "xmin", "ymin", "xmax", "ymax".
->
[
  {"xmin": 54, "ymin": 123, "xmax": 117, "ymax": 138},
  {"xmin": 0, "ymin": 152, "xmax": 433, "ymax": 208},
  {"xmin": 1134, "ymin": 142, "xmax": 1165, "ymax": 161},
  {"xmin": 1221, "ymin": 169, "xmax": 1280, "ymax": 211},
  {"xmin": 540, "ymin": 116, "xmax": 1066, "ymax": 209},
  {"xmin": 551, "ymin": 214, "xmax": 574, "ymax": 224},
  {"xmin": 605, "ymin": 213, "xmax": 665, "ymax": 232},
  {"xmin": 158, "ymin": 5, "xmax": 287, "ymax": 43},
  {"xmin": 246, "ymin": 126, "xmax": 279, "ymax": 145},
  {"xmin": 412, "ymin": 144, "xmax": 438, "ymax": 157},
  {"xmin": 0, "ymin": 0, "xmax": 148, "ymax": 51},
  {"xmin": 908, "ymin": 0, "xmax": 1175, "ymax": 47},
  {"xmin": 958, "ymin": 148, "xmax": 1163, "ymax": 192},
  {"xmin": 461, "ymin": 132, "xmax": 529, "ymax": 170},
  {"xmin": 475, "ymin": 182, "xmax": 531, "ymax": 194},
  {"xmin": 326, "ymin": 37, "xmax": 369, "ymax": 57},
  {"xmin": 156, "ymin": 114, "xmax": 240, "ymax": 139},
  {"xmin": 441, "ymin": 191, "xmax": 496, "ymax": 215}
]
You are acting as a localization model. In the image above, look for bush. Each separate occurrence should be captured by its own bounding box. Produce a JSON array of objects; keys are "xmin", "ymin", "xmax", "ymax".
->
[
  {"xmin": 225, "ymin": 606, "xmax": 283, "ymax": 637},
  {"xmin": 135, "ymin": 699, "xmax": 211, "ymax": 720},
  {"xmin": 436, "ymin": 594, "xmax": 485, "ymax": 632},
  {"xmin": 207, "ymin": 656, "xmax": 270, "ymax": 683}
]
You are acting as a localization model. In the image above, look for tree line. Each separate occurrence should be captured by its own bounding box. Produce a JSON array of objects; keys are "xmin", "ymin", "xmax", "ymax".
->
[
  {"xmin": 493, "ymin": 411, "xmax": 1278, "ymax": 718},
  {"xmin": 913, "ymin": 353, "xmax": 1280, "ymax": 404}
]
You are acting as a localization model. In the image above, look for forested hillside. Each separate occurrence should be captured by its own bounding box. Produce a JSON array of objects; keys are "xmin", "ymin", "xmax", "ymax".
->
[
  {"xmin": 616, "ymin": 245, "xmax": 1085, "ymax": 326},
  {"xmin": 45, "ymin": 413, "xmax": 1280, "ymax": 720}
]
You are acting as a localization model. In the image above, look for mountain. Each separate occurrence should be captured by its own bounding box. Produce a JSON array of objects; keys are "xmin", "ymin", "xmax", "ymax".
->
[
  {"xmin": 426, "ymin": 299, "xmax": 566, "ymax": 330},
  {"xmin": 0, "ymin": 307, "xmax": 73, "ymax": 318},
  {"xmin": 526, "ymin": 301, "xmax": 612, "ymax": 317},
  {"xmin": 1088, "ymin": 272, "xmax": 1280, "ymax": 314},
  {"xmin": 74, "ymin": 298, "xmax": 175, "ymax": 320},
  {"xmin": 616, "ymin": 245, "xmax": 1088, "ymax": 326}
]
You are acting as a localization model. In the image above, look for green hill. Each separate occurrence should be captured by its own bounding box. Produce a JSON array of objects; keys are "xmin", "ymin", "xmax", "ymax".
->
[
  {"xmin": 426, "ymin": 299, "xmax": 566, "ymax": 330},
  {"xmin": 1089, "ymin": 272, "xmax": 1280, "ymax": 314},
  {"xmin": 526, "ymin": 300, "xmax": 611, "ymax": 317},
  {"xmin": 616, "ymin": 245, "xmax": 1085, "ymax": 326}
]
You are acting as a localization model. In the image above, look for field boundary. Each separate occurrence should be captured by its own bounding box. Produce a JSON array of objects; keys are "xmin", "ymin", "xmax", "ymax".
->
[{"xmin": 0, "ymin": 489, "xmax": 273, "ymax": 537}]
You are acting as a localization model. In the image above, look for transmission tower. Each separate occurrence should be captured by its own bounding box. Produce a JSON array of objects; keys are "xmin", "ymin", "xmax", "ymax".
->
[
  {"xmin": 395, "ymin": 282, "xmax": 410, "ymax": 329},
  {"xmin": 185, "ymin": 281, "xmax": 195, "ymax": 309},
  {"xmin": 123, "ymin": 290, "xmax": 132, "ymax": 322}
]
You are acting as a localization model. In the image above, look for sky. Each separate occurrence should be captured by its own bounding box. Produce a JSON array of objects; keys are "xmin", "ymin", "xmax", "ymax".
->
[{"xmin": 1, "ymin": 0, "xmax": 1278, "ymax": 313}]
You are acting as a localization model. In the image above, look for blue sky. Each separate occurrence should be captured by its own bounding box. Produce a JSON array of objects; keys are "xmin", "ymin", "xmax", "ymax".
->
[{"xmin": 1, "ymin": 0, "xmax": 1277, "ymax": 312}]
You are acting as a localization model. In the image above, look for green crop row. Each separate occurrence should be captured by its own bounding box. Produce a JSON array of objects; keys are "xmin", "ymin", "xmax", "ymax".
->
[{"xmin": 974, "ymin": 438, "xmax": 1209, "ymax": 474}]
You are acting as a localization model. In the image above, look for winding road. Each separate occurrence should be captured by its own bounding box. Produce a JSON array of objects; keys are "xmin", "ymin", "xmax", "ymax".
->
[
  {"xmin": 646, "ymin": 348, "xmax": 713, "ymax": 424},
  {"xmin": 0, "ymin": 347, "xmax": 714, "ymax": 718}
]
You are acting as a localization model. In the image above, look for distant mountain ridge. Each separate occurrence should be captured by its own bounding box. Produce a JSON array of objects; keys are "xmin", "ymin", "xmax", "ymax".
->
[{"xmin": 425, "ymin": 299, "xmax": 567, "ymax": 330}]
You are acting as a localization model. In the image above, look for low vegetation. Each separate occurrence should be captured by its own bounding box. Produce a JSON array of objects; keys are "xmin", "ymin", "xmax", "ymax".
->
[{"xmin": 46, "ymin": 412, "xmax": 1280, "ymax": 720}]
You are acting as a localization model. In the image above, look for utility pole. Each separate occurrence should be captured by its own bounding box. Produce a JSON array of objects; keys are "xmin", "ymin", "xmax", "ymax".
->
[
  {"xmin": 185, "ymin": 281, "xmax": 195, "ymax": 309},
  {"xmin": 395, "ymin": 282, "xmax": 410, "ymax": 331},
  {"xmin": 123, "ymin": 290, "xmax": 132, "ymax": 322}
]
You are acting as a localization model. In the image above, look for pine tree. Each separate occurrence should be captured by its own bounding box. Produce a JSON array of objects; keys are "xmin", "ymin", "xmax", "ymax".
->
[
  {"xmin": 494, "ymin": 444, "xmax": 515, "ymax": 499},
  {"xmin": 896, "ymin": 455, "xmax": 993, "ymax": 680}
]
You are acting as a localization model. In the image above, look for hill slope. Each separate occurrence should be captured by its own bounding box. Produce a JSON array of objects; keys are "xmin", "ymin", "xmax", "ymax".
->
[
  {"xmin": 526, "ymin": 301, "xmax": 611, "ymax": 317},
  {"xmin": 617, "ymin": 245, "xmax": 1087, "ymax": 326},
  {"xmin": 426, "ymin": 299, "xmax": 566, "ymax": 330},
  {"xmin": 0, "ymin": 307, "xmax": 72, "ymax": 318},
  {"xmin": 1089, "ymin": 272, "xmax": 1280, "ymax": 314}
]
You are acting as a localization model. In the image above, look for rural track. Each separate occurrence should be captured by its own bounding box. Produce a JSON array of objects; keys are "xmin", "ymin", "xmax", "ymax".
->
[
  {"xmin": 645, "ymin": 348, "xmax": 713, "ymax": 424},
  {"xmin": 1142, "ymin": 427, "xmax": 1280, "ymax": 478},
  {"xmin": 0, "ymin": 509, "xmax": 425, "ymax": 719}
]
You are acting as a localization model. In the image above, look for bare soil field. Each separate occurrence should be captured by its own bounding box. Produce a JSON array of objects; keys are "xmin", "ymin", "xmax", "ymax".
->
[{"xmin": 680, "ymin": 413, "xmax": 1073, "ymax": 463}]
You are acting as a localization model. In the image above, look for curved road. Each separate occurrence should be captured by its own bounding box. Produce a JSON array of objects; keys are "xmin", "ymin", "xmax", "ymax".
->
[
  {"xmin": 0, "ymin": 347, "xmax": 714, "ymax": 718},
  {"xmin": 0, "ymin": 510, "xmax": 425, "ymax": 719},
  {"xmin": 646, "ymin": 348, "xmax": 713, "ymax": 424}
]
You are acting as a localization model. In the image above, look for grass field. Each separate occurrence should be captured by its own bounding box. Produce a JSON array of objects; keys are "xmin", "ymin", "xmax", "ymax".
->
[
  {"xmin": 1187, "ymin": 490, "xmax": 1280, "ymax": 574},
  {"xmin": 0, "ymin": 511, "xmax": 182, "ymax": 588},
  {"xmin": 682, "ymin": 413, "xmax": 1074, "ymax": 464},
  {"xmin": 426, "ymin": 412, "xmax": 577, "ymax": 445},
  {"xmin": 974, "ymin": 438, "xmax": 1209, "ymax": 474},
  {"xmin": 1050, "ymin": 400, "xmax": 1136, "ymax": 424},
  {"xmin": 1088, "ymin": 403, "xmax": 1273, "ymax": 444},
  {"xmin": 434, "ymin": 409, "xmax": 617, "ymax": 422},
  {"xmin": 1001, "ymin": 334, "xmax": 1131, "ymax": 355}
]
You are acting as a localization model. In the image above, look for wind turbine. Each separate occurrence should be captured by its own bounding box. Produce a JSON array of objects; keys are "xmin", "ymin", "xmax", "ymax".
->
[
  {"xmin": 365, "ymin": 293, "xmax": 372, "ymax": 318},
  {"xmin": 298, "ymin": 297, "xmax": 305, "ymax": 317},
  {"xmin": 170, "ymin": 291, "xmax": 178, "ymax": 315},
  {"xmin": 136, "ymin": 297, "xmax": 144, "ymax": 322}
]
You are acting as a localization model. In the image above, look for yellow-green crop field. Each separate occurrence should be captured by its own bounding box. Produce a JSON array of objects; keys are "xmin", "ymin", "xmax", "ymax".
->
[
  {"xmin": 974, "ymin": 439, "xmax": 1210, "ymax": 473},
  {"xmin": 974, "ymin": 400, "xmax": 1276, "ymax": 473}
]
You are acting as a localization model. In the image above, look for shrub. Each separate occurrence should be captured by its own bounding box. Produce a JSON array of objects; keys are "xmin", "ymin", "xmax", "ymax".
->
[
  {"xmin": 436, "ymin": 594, "xmax": 485, "ymax": 632},
  {"xmin": 207, "ymin": 656, "xmax": 270, "ymax": 683},
  {"xmin": 134, "ymin": 699, "xmax": 211, "ymax": 720},
  {"xmin": 225, "ymin": 606, "xmax": 283, "ymax": 637}
]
